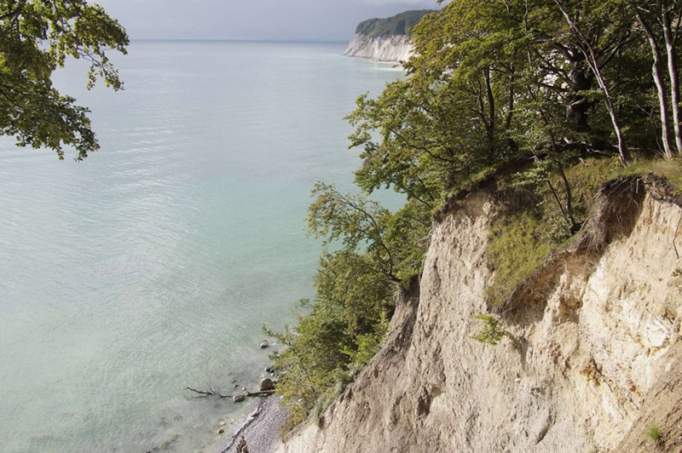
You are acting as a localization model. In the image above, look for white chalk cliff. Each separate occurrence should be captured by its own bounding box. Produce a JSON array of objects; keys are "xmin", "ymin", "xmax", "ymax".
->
[
  {"xmin": 343, "ymin": 10, "xmax": 431, "ymax": 63},
  {"xmin": 344, "ymin": 34, "xmax": 413, "ymax": 63},
  {"xmin": 276, "ymin": 176, "xmax": 682, "ymax": 452}
]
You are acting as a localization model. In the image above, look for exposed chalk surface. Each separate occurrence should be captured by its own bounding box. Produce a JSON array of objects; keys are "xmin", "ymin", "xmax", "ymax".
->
[{"xmin": 344, "ymin": 35, "xmax": 413, "ymax": 62}]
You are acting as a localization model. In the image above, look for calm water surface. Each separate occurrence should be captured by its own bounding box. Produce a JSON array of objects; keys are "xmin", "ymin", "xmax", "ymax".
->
[{"xmin": 0, "ymin": 41, "xmax": 401, "ymax": 453}]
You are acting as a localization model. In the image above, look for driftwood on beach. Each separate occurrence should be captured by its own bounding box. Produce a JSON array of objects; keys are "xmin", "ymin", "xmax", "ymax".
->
[{"xmin": 185, "ymin": 386, "xmax": 274, "ymax": 399}]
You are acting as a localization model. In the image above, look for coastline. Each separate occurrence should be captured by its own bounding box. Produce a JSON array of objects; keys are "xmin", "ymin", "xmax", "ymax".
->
[
  {"xmin": 344, "ymin": 34, "xmax": 413, "ymax": 63},
  {"xmin": 219, "ymin": 396, "xmax": 287, "ymax": 453}
]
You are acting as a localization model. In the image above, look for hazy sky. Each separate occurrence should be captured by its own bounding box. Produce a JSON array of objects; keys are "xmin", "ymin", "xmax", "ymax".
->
[{"xmin": 96, "ymin": 0, "xmax": 437, "ymax": 41}]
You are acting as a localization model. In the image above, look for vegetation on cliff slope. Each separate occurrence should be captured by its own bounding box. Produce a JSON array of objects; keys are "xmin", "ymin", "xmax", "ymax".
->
[
  {"xmin": 487, "ymin": 156, "xmax": 682, "ymax": 306},
  {"xmin": 268, "ymin": 188, "xmax": 429, "ymax": 429},
  {"xmin": 272, "ymin": 0, "xmax": 682, "ymax": 429}
]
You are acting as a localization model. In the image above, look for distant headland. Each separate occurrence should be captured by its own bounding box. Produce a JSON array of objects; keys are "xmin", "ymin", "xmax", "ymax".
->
[{"xmin": 344, "ymin": 10, "xmax": 433, "ymax": 62}]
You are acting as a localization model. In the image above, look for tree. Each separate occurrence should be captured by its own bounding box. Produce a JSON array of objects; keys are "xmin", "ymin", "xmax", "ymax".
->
[
  {"xmin": 308, "ymin": 182, "xmax": 430, "ymax": 283},
  {"xmin": 661, "ymin": 0, "xmax": 682, "ymax": 153},
  {"xmin": 633, "ymin": 2, "xmax": 675, "ymax": 158},
  {"xmin": 267, "ymin": 251, "xmax": 394, "ymax": 428},
  {"xmin": 0, "ymin": 0, "xmax": 128, "ymax": 160},
  {"xmin": 349, "ymin": 0, "xmax": 533, "ymax": 202},
  {"xmin": 270, "ymin": 184, "xmax": 429, "ymax": 427},
  {"xmin": 629, "ymin": 0, "xmax": 682, "ymax": 157},
  {"xmin": 552, "ymin": 0, "xmax": 634, "ymax": 165}
]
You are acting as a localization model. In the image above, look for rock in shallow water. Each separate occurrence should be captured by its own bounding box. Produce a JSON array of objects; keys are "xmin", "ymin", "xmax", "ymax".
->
[{"xmin": 260, "ymin": 378, "xmax": 276, "ymax": 392}]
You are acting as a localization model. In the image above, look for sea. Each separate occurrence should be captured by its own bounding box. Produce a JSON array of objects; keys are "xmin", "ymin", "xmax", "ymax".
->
[{"xmin": 0, "ymin": 40, "xmax": 402, "ymax": 453}]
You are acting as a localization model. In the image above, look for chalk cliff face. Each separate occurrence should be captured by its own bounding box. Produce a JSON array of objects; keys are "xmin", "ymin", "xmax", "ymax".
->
[
  {"xmin": 344, "ymin": 35, "xmax": 413, "ymax": 63},
  {"xmin": 276, "ymin": 177, "xmax": 682, "ymax": 453},
  {"xmin": 344, "ymin": 10, "xmax": 432, "ymax": 63}
]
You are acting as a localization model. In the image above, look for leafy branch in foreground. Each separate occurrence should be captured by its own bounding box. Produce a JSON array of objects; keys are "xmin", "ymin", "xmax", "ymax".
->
[{"xmin": 0, "ymin": 0, "xmax": 128, "ymax": 159}]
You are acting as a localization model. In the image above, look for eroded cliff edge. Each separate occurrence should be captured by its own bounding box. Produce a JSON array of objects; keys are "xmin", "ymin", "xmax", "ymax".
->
[{"xmin": 276, "ymin": 176, "xmax": 682, "ymax": 452}]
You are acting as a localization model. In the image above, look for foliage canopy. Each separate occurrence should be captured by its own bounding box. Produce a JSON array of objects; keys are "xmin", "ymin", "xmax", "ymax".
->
[
  {"xmin": 354, "ymin": 10, "xmax": 433, "ymax": 38},
  {"xmin": 0, "ymin": 0, "xmax": 128, "ymax": 159}
]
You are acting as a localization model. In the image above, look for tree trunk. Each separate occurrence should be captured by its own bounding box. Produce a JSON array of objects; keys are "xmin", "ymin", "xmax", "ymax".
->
[
  {"xmin": 553, "ymin": 0, "xmax": 629, "ymax": 165},
  {"xmin": 637, "ymin": 9, "xmax": 674, "ymax": 159},
  {"xmin": 484, "ymin": 66, "xmax": 496, "ymax": 155},
  {"xmin": 587, "ymin": 51, "xmax": 629, "ymax": 165},
  {"xmin": 505, "ymin": 64, "xmax": 515, "ymax": 130},
  {"xmin": 566, "ymin": 52, "xmax": 592, "ymax": 132},
  {"xmin": 557, "ymin": 163, "xmax": 580, "ymax": 233},
  {"xmin": 662, "ymin": 4, "xmax": 682, "ymax": 154}
]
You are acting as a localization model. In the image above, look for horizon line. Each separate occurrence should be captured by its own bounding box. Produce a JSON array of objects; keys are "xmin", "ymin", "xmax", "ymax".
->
[{"xmin": 130, "ymin": 37, "xmax": 349, "ymax": 44}]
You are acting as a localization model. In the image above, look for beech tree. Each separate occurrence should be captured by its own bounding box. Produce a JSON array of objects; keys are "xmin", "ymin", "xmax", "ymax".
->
[
  {"xmin": 629, "ymin": 0, "xmax": 682, "ymax": 158},
  {"xmin": 552, "ymin": 0, "xmax": 634, "ymax": 165},
  {"xmin": 661, "ymin": 0, "xmax": 682, "ymax": 153},
  {"xmin": 0, "ymin": 0, "xmax": 128, "ymax": 160},
  {"xmin": 634, "ymin": 3, "xmax": 675, "ymax": 158}
]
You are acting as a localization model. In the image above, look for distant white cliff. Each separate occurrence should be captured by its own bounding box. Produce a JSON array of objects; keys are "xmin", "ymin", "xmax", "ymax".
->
[
  {"xmin": 344, "ymin": 34, "xmax": 413, "ymax": 62},
  {"xmin": 344, "ymin": 10, "xmax": 432, "ymax": 63}
]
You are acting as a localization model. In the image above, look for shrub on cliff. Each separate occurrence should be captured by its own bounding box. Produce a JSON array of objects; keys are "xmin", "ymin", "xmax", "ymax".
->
[{"xmin": 267, "ymin": 185, "xmax": 428, "ymax": 429}]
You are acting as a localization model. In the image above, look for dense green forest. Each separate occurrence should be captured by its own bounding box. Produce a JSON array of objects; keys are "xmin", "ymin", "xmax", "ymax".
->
[
  {"xmin": 354, "ymin": 10, "xmax": 433, "ymax": 38},
  {"xmin": 270, "ymin": 0, "xmax": 682, "ymax": 430}
]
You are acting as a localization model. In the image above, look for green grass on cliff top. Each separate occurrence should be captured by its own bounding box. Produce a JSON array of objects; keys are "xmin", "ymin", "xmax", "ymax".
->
[{"xmin": 487, "ymin": 156, "xmax": 682, "ymax": 307}]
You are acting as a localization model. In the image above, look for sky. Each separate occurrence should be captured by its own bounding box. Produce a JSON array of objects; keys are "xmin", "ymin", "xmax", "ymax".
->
[{"xmin": 96, "ymin": 0, "xmax": 437, "ymax": 42}]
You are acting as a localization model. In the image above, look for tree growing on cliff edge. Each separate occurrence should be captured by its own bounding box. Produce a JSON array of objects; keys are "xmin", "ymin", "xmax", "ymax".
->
[
  {"xmin": 0, "ymin": 0, "xmax": 128, "ymax": 160},
  {"xmin": 268, "ymin": 183, "xmax": 430, "ymax": 428},
  {"xmin": 308, "ymin": 182, "xmax": 430, "ymax": 283}
]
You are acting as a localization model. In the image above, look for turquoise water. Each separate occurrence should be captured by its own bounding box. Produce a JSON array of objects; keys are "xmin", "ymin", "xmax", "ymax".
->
[{"xmin": 0, "ymin": 41, "xmax": 401, "ymax": 452}]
